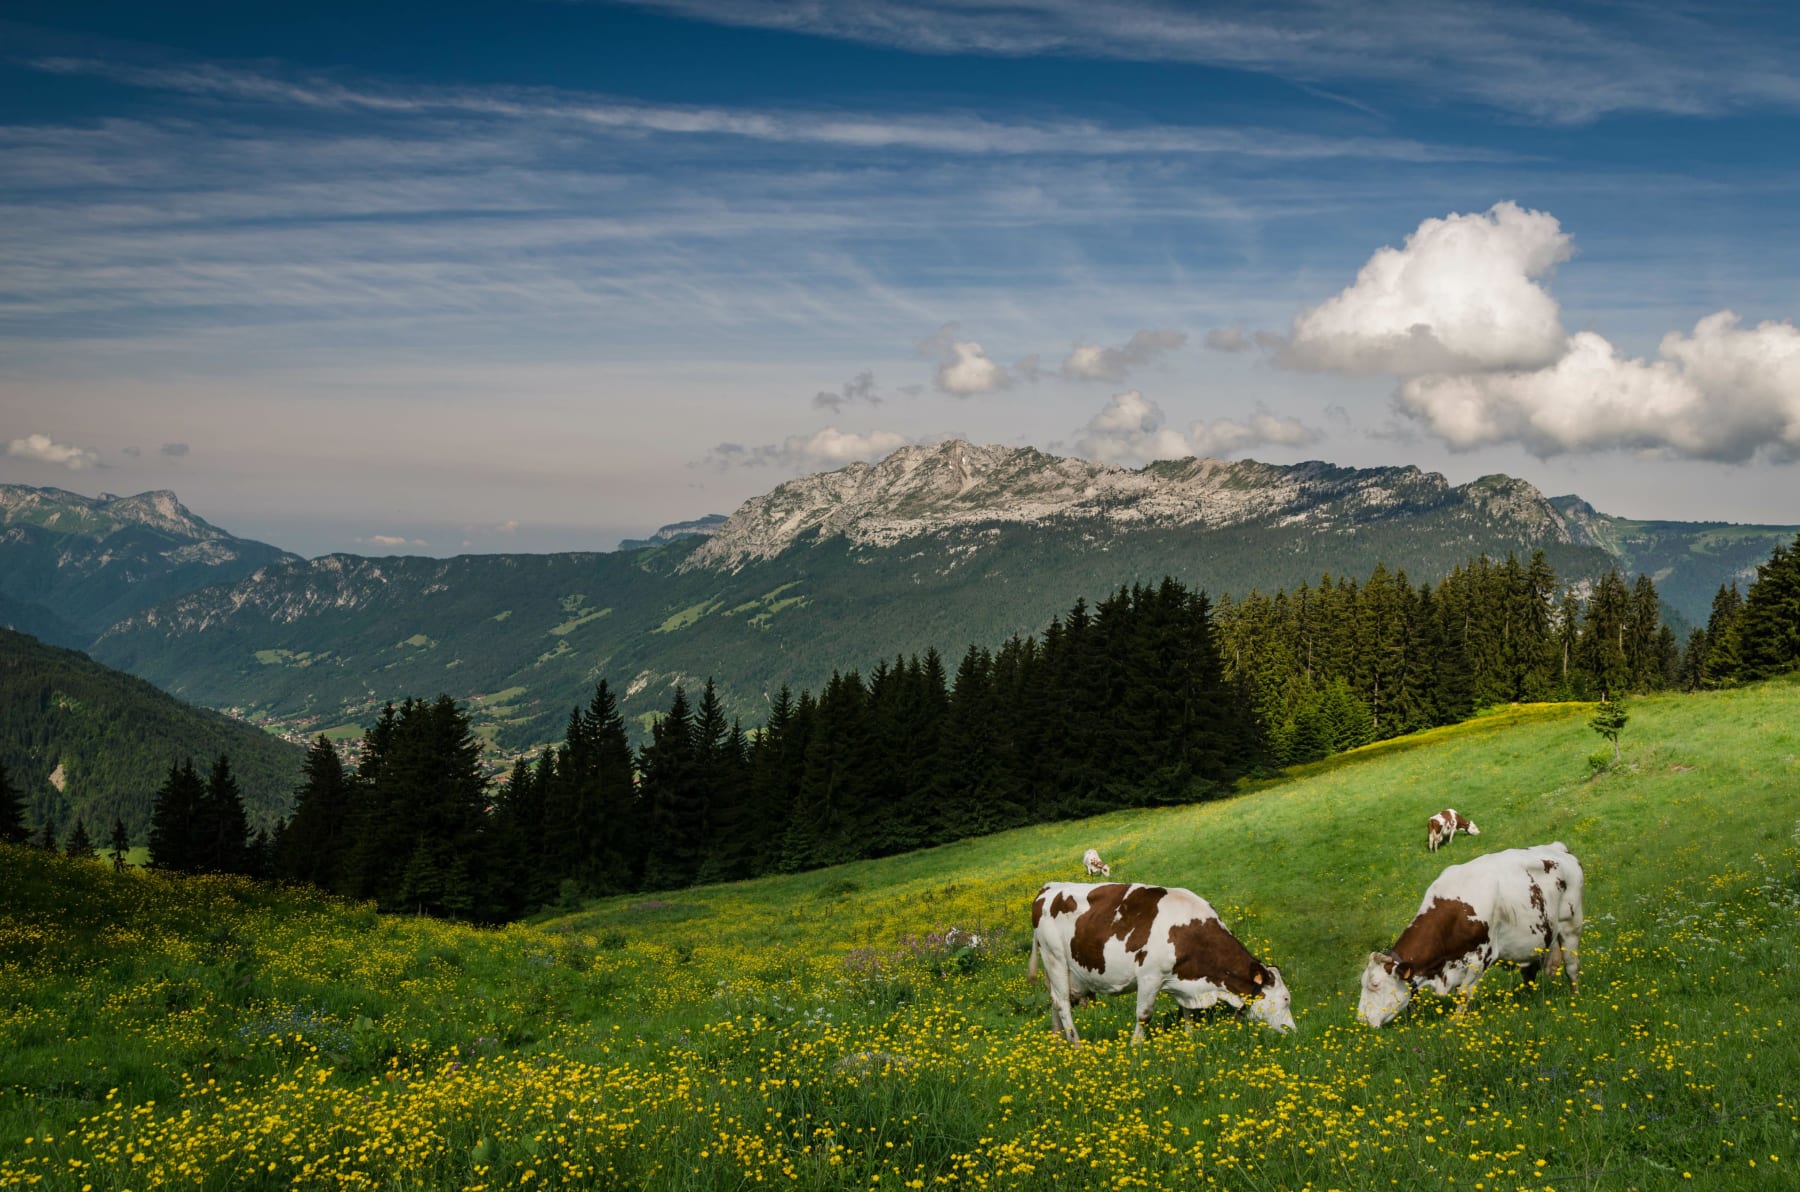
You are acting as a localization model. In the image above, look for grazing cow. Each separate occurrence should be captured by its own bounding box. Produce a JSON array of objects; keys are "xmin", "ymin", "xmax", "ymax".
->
[
  {"xmin": 1426, "ymin": 807, "xmax": 1481, "ymax": 852},
  {"xmin": 1082, "ymin": 848, "xmax": 1112, "ymax": 878},
  {"xmin": 1358, "ymin": 842, "xmax": 1584, "ymax": 1028},
  {"xmin": 1029, "ymin": 882, "xmax": 1294, "ymax": 1041}
]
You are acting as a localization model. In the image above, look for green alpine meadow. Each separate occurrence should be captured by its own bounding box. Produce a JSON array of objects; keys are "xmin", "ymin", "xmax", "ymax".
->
[{"xmin": 3, "ymin": 678, "xmax": 1795, "ymax": 1190}]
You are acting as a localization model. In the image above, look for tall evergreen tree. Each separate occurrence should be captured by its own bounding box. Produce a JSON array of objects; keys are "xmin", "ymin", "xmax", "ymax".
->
[
  {"xmin": 64, "ymin": 816, "xmax": 96, "ymax": 859},
  {"xmin": 279, "ymin": 736, "xmax": 355, "ymax": 890},
  {"xmin": 1737, "ymin": 536, "xmax": 1800, "ymax": 680},
  {"xmin": 109, "ymin": 815, "xmax": 130, "ymax": 872},
  {"xmin": 0, "ymin": 760, "xmax": 27, "ymax": 846},
  {"xmin": 198, "ymin": 754, "xmax": 251, "ymax": 874},
  {"xmin": 1704, "ymin": 583, "xmax": 1745, "ymax": 687},
  {"xmin": 148, "ymin": 759, "xmax": 205, "ymax": 872},
  {"xmin": 639, "ymin": 687, "xmax": 702, "ymax": 889}
]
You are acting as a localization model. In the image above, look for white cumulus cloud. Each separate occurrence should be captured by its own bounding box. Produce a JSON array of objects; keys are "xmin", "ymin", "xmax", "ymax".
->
[
  {"xmin": 1073, "ymin": 392, "xmax": 1320, "ymax": 467},
  {"xmin": 1284, "ymin": 201, "xmax": 1573, "ymax": 375},
  {"xmin": 1061, "ymin": 328, "xmax": 1187, "ymax": 381},
  {"xmin": 5, "ymin": 433, "xmax": 100, "ymax": 470},
  {"xmin": 1399, "ymin": 313, "xmax": 1800, "ymax": 462},
  {"xmin": 1189, "ymin": 411, "xmax": 1323, "ymax": 457},
  {"xmin": 358, "ymin": 533, "xmax": 427, "ymax": 549},
  {"xmin": 924, "ymin": 324, "xmax": 1012, "ymax": 396},
  {"xmin": 704, "ymin": 427, "xmax": 914, "ymax": 471}
]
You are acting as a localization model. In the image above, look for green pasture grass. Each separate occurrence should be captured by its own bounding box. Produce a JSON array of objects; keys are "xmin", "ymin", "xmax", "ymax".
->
[{"xmin": 1, "ymin": 680, "xmax": 1796, "ymax": 1190}]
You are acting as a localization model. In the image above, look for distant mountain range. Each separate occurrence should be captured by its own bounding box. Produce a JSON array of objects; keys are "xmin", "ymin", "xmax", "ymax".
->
[
  {"xmin": 0, "ymin": 485, "xmax": 298, "ymax": 647},
  {"xmin": 0, "ymin": 627, "xmax": 304, "ymax": 842},
  {"xmin": 6, "ymin": 443, "xmax": 1787, "ymax": 760}
]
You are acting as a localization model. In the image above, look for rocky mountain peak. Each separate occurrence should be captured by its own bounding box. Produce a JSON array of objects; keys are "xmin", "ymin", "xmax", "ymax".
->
[{"xmin": 683, "ymin": 440, "xmax": 1562, "ymax": 571}]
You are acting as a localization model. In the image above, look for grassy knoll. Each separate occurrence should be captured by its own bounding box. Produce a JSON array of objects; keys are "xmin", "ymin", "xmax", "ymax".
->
[{"xmin": 2, "ymin": 682, "xmax": 1797, "ymax": 1190}]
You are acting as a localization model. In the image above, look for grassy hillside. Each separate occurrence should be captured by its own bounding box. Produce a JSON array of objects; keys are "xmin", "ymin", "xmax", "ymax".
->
[
  {"xmin": 0, "ymin": 627, "xmax": 305, "ymax": 841},
  {"xmin": 2, "ymin": 680, "xmax": 1795, "ymax": 1190}
]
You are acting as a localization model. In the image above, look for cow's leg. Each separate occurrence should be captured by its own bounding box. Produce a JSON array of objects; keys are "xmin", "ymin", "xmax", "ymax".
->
[
  {"xmin": 1130, "ymin": 981, "xmax": 1161, "ymax": 1043},
  {"xmin": 1041, "ymin": 951, "xmax": 1080, "ymax": 1043},
  {"xmin": 1558, "ymin": 934, "xmax": 1580, "ymax": 993}
]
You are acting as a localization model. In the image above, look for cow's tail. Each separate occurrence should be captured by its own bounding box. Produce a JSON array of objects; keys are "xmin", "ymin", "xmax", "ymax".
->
[{"xmin": 1027, "ymin": 933, "xmax": 1040, "ymax": 981}]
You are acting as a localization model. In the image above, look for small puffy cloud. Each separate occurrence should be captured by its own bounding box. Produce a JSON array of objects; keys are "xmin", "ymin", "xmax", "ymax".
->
[
  {"xmin": 357, "ymin": 534, "xmax": 427, "ymax": 549},
  {"xmin": 1062, "ymin": 328, "xmax": 1187, "ymax": 381},
  {"xmin": 121, "ymin": 445, "xmax": 141, "ymax": 458},
  {"xmin": 1073, "ymin": 391, "xmax": 1196, "ymax": 467},
  {"xmin": 1285, "ymin": 201, "xmax": 1573, "ymax": 375},
  {"xmin": 160, "ymin": 441, "xmax": 190, "ymax": 457},
  {"xmin": 812, "ymin": 370, "xmax": 882, "ymax": 412},
  {"xmin": 923, "ymin": 324, "xmax": 1012, "ymax": 396},
  {"xmin": 704, "ymin": 426, "xmax": 913, "ymax": 471},
  {"xmin": 495, "ymin": 519, "xmax": 520, "ymax": 534},
  {"xmin": 5, "ymin": 433, "xmax": 99, "ymax": 470},
  {"xmin": 1204, "ymin": 325, "xmax": 1253, "ymax": 353},
  {"xmin": 1189, "ymin": 410, "xmax": 1323, "ymax": 457},
  {"xmin": 1398, "ymin": 312, "xmax": 1800, "ymax": 462},
  {"xmin": 1075, "ymin": 392, "xmax": 1323, "ymax": 467}
]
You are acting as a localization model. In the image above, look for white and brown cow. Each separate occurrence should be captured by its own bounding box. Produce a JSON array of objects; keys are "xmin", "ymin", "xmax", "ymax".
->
[
  {"xmin": 1358, "ymin": 842, "xmax": 1584, "ymax": 1028},
  {"xmin": 1082, "ymin": 848, "xmax": 1112, "ymax": 878},
  {"xmin": 1029, "ymin": 882, "xmax": 1295, "ymax": 1041},
  {"xmin": 1426, "ymin": 807, "xmax": 1480, "ymax": 852}
]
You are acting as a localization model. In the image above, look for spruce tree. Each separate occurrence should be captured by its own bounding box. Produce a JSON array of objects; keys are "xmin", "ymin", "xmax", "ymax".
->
[
  {"xmin": 639, "ymin": 686, "xmax": 701, "ymax": 889},
  {"xmin": 0, "ymin": 761, "xmax": 27, "ymax": 846},
  {"xmin": 64, "ymin": 816, "xmax": 96, "ymax": 859},
  {"xmin": 109, "ymin": 815, "xmax": 130, "ymax": 872},
  {"xmin": 148, "ymin": 759, "xmax": 205, "ymax": 872},
  {"xmin": 279, "ymin": 736, "xmax": 355, "ymax": 891},
  {"xmin": 199, "ymin": 754, "xmax": 251, "ymax": 874},
  {"xmin": 1703, "ymin": 583, "xmax": 1744, "ymax": 687},
  {"xmin": 1737, "ymin": 536, "xmax": 1800, "ymax": 680}
]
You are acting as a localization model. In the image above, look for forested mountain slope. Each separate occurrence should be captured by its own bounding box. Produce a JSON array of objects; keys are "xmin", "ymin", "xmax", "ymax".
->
[
  {"xmin": 0, "ymin": 628, "xmax": 303, "ymax": 841},
  {"xmin": 87, "ymin": 442, "xmax": 1790, "ymax": 754}
]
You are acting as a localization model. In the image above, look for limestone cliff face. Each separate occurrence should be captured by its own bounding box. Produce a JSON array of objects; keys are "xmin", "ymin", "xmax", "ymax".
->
[{"xmin": 687, "ymin": 439, "xmax": 1574, "ymax": 571}]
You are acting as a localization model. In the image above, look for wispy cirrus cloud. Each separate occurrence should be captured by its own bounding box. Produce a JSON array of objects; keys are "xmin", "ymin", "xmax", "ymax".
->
[
  {"xmin": 26, "ymin": 55, "xmax": 1508, "ymax": 162},
  {"xmin": 613, "ymin": 0, "xmax": 1800, "ymax": 123}
]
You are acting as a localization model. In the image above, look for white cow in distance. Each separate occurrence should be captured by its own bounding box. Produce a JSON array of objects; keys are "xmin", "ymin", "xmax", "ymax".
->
[{"xmin": 1082, "ymin": 848, "xmax": 1111, "ymax": 877}]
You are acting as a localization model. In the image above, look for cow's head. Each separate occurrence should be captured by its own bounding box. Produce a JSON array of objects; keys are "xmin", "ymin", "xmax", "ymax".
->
[
  {"xmin": 1246, "ymin": 965, "xmax": 1296, "ymax": 1034},
  {"xmin": 1357, "ymin": 951, "xmax": 1414, "ymax": 1028},
  {"xmin": 1463, "ymin": 820, "xmax": 1481, "ymax": 836}
]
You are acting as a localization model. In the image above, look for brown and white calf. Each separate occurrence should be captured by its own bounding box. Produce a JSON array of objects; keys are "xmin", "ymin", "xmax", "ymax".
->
[
  {"xmin": 1358, "ymin": 843, "xmax": 1584, "ymax": 1028},
  {"xmin": 1426, "ymin": 807, "xmax": 1480, "ymax": 852},
  {"xmin": 1082, "ymin": 848, "xmax": 1111, "ymax": 878},
  {"xmin": 1029, "ymin": 882, "xmax": 1294, "ymax": 1041}
]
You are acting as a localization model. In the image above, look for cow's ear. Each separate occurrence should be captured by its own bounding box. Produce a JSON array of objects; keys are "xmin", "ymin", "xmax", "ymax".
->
[
  {"xmin": 1397, "ymin": 962, "xmax": 1414, "ymax": 981},
  {"xmin": 1252, "ymin": 970, "xmax": 1264, "ymax": 986}
]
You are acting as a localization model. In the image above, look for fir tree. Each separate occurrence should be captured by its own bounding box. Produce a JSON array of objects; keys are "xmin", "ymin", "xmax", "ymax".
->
[
  {"xmin": 109, "ymin": 815, "xmax": 130, "ymax": 871},
  {"xmin": 639, "ymin": 686, "xmax": 701, "ymax": 889},
  {"xmin": 199, "ymin": 754, "xmax": 251, "ymax": 874},
  {"xmin": 63, "ymin": 816, "xmax": 96, "ymax": 859},
  {"xmin": 0, "ymin": 760, "xmax": 27, "ymax": 846},
  {"xmin": 279, "ymin": 736, "xmax": 355, "ymax": 891},
  {"xmin": 148, "ymin": 759, "xmax": 205, "ymax": 871},
  {"xmin": 1590, "ymin": 698, "xmax": 1629, "ymax": 763},
  {"xmin": 1737, "ymin": 536, "xmax": 1800, "ymax": 680}
]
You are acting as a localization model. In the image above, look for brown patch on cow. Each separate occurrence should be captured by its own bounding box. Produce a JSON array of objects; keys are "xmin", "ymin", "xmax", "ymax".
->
[
  {"xmin": 1542, "ymin": 859, "xmax": 1557, "ymax": 872},
  {"xmin": 1555, "ymin": 877, "xmax": 1567, "ymax": 892},
  {"xmin": 1050, "ymin": 892, "xmax": 1078, "ymax": 918},
  {"xmin": 1167, "ymin": 916, "xmax": 1270, "ymax": 997},
  {"xmin": 1390, "ymin": 896, "xmax": 1490, "ymax": 980},
  {"xmin": 1068, "ymin": 884, "xmax": 1166, "ymax": 973},
  {"xmin": 1134, "ymin": 949, "xmax": 1147, "ymax": 965},
  {"xmin": 1528, "ymin": 880, "xmax": 1552, "ymax": 942},
  {"xmin": 1031, "ymin": 889, "xmax": 1048, "ymax": 928}
]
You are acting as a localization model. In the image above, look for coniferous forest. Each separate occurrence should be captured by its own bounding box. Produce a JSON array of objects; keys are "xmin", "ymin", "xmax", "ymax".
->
[{"xmin": 118, "ymin": 539, "xmax": 1800, "ymax": 921}]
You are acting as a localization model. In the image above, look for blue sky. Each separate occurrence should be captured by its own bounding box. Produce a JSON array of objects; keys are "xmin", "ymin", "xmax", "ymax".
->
[{"xmin": 2, "ymin": 1, "xmax": 1798, "ymax": 555}]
